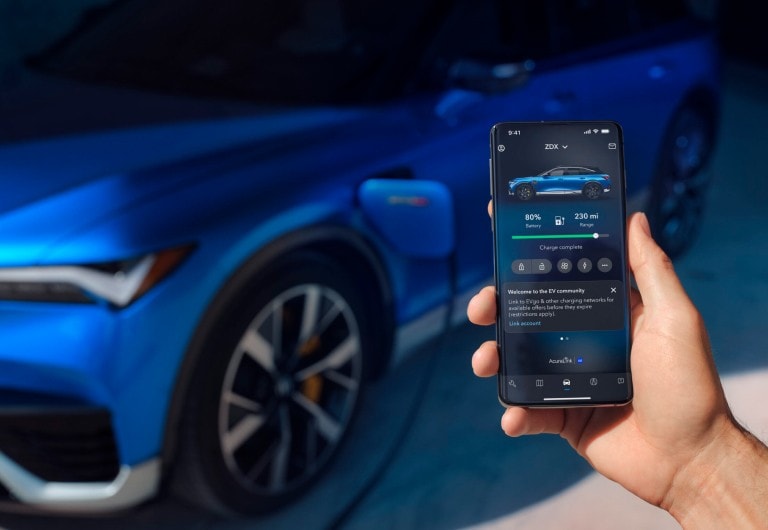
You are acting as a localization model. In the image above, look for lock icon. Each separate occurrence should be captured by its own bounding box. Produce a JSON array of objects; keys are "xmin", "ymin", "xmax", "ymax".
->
[
  {"xmin": 512, "ymin": 260, "xmax": 530, "ymax": 274},
  {"xmin": 538, "ymin": 263, "xmax": 545, "ymax": 271}
]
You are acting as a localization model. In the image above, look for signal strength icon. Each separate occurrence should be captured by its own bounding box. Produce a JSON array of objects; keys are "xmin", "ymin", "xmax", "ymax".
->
[{"xmin": 583, "ymin": 129, "xmax": 592, "ymax": 135}]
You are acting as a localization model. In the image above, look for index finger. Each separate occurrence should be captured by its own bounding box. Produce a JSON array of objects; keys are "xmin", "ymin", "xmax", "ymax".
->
[{"xmin": 628, "ymin": 212, "xmax": 693, "ymax": 311}]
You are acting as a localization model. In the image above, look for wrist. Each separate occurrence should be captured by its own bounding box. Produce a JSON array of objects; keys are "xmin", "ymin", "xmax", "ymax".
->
[{"xmin": 664, "ymin": 419, "xmax": 768, "ymax": 529}]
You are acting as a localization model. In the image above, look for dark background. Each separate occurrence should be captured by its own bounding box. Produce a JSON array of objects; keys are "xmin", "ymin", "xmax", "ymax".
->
[{"xmin": 1, "ymin": 2, "xmax": 767, "ymax": 529}]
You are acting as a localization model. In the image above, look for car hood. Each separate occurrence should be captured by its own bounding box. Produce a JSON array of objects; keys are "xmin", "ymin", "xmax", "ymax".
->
[{"xmin": 0, "ymin": 108, "xmax": 367, "ymax": 265}]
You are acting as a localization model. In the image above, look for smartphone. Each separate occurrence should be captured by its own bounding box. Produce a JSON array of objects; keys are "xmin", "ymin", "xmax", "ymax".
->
[{"xmin": 490, "ymin": 121, "xmax": 632, "ymax": 406}]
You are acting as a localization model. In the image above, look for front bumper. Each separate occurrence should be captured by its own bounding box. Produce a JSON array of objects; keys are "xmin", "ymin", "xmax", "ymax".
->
[
  {"xmin": 0, "ymin": 454, "xmax": 160, "ymax": 513},
  {"xmin": 0, "ymin": 273, "xmax": 200, "ymax": 514},
  {"xmin": 0, "ymin": 390, "xmax": 159, "ymax": 513}
]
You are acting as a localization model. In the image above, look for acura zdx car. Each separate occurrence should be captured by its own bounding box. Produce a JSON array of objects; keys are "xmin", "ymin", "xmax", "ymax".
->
[
  {"xmin": 0, "ymin": 0, "xmax": 718, "ymax": 516},
  {"xmin": 508, "ymin": 166, "xmax": 611, "ymax": 200}
]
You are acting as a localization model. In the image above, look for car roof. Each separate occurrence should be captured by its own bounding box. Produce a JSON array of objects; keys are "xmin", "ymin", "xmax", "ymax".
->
[{"xmin": 550, "ymin": 166, "xmax": 597, "ymax": 172}]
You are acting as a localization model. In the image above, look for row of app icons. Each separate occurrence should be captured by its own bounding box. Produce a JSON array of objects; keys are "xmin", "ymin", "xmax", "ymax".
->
[
  {"xmin": 507, "ymin": 374, "xmax": 628, "ymax": 390},
  {"xmin": 512, "ymin": 257, "xmax": 612, "ymax": 274}
]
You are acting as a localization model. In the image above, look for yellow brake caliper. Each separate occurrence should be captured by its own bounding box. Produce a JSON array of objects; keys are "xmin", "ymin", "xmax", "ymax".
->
[{"xmin": 299, "ymin": 335, "xmax": 323, "ymax": 402}]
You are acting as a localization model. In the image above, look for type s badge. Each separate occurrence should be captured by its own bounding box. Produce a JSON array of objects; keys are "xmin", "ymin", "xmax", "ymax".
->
[{"xmin": 490, "ymin": 121, "xmax": 632, "ymax": 406}]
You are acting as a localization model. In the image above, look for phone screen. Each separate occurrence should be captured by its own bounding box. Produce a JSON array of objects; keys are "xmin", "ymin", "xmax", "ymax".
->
[{"xmin": 490, "ymin": 121, "xmax": 631, "ymax": 406}]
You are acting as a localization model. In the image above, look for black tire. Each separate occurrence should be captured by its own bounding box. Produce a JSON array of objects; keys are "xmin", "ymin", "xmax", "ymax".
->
[
  {"xmin": 582, "ymin": 181, "xmax": 603, "ymax": 200},
  {"xmin": 647, "ymin": 103, "xmax": 716, "ymax": 257},
  {"xmin": 515, "ymin": 184, "xmax": 534, "ymax": 201},
  {"xmin": 173, "ymin": 252, "xmax": 371, "ymax": 514}
]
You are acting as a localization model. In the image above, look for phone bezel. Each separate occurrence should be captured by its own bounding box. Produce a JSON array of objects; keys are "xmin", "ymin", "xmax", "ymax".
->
[{"xmin": 490, "ymin": 120, "xmax": 633, "ymax": 408}]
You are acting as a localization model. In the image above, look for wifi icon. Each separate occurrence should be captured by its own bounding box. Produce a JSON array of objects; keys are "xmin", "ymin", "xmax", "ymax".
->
[{"xmin": 592, "ymin": 129, "xmax": 598, "ymax": 134}]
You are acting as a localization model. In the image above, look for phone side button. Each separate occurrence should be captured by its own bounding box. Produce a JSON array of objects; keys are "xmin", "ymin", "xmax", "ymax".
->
[
  {"xmin": 489, "ymin": 158, "xmax": 494, "ymax": 232},
  {"xmin": 489, "ymin": 158, "xmax": 493, "ymax": 196}
]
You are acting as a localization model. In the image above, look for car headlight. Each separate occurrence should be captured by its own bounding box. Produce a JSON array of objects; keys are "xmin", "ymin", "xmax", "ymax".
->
[{"xmin": 0, "ymin": 246, "xmax": 193, "ymax": 307}]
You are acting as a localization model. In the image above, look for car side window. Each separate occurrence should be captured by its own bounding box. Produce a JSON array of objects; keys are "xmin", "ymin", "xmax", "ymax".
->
[
  {"xmin": 541, "ymin": 0, "xmax": 691, "ymax": 58},
  {"xmin": 422, "ymin": 0, "xmax": 549, "ymax": 75},
  {"xmin": 424, "ymin": 0, "xmax": 694, "ymax": 76}
]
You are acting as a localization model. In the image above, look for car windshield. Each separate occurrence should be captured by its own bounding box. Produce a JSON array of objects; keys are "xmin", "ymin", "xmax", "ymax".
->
[{"xmin": 31, "ymin": 0, "xmax": 440, "ymax": 104}]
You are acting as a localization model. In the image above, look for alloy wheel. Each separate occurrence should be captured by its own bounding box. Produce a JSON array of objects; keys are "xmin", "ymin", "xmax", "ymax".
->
[
  {"xmin": 583, "ymin": 182, "xmax": 602, "ymax": 200},
  {"xmin": 217, "ymin": 283, "xmax": 363, "ymax": 495},
  {"xmin": 516, "ymin": 185, "xmax": 534, "ymax": 200}
]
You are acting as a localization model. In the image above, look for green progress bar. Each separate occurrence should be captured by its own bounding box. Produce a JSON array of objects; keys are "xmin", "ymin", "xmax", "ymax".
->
[{"xmin": 511, "ymin": 233, "xmax": 603, "ymax": 240}]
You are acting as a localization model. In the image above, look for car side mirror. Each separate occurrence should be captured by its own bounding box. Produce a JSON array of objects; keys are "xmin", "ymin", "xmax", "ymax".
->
[{"xmin": 446, "ymin": 59, "xmax": 534, "ymax": 94}]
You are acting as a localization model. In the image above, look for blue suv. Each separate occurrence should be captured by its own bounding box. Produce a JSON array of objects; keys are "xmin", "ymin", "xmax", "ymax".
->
[
  {"xmin": 0, "ymin": 0, "xmax": 719, "ymax": 516},
  {"xmin": 509, "ymin": 166, "xmax": 611, "ymax": 200}
]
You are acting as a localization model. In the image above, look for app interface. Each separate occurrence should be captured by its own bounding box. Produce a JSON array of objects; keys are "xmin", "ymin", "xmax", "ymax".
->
[{"xmin": 491, "ymin": 122, "xmax": 630, "ymax": 405}]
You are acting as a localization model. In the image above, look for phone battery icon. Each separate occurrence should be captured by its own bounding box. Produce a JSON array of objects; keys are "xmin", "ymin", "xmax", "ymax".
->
[{"xmin": 600, "ymin": 129, "xmax": 610, "ymax": 134}]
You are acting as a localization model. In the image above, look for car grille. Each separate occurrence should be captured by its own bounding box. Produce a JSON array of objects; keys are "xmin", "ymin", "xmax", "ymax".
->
[{"xmin": 0, "ymin": 389, "xmax": 120, "ymax": 483}]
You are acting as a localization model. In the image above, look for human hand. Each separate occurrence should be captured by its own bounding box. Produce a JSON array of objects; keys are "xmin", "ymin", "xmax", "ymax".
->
[{"xmin": 469, "ymin": 212, "xmax": 768, "ymax": 526}]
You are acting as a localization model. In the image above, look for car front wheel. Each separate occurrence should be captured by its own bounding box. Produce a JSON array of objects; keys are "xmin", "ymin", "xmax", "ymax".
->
[
  {"xmin": 173, "ymin": 252, "xmax": 370, "ymax": 514},
  {"xmin": 515, "ymin": 184, "xmax": 534, "ymax": 200}
]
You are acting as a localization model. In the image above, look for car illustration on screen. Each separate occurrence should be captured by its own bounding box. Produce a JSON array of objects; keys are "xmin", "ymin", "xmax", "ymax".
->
[
  {"xmin": 508, "ymin": 166, "xmax": 611, "ymax": 200},
  {"xmin": 0, "ymin": 0, "xmax": 719, "ymax": 517}
]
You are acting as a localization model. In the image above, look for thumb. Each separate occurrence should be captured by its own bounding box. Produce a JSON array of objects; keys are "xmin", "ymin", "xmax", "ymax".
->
[{"xmin": 627, "ymin": 212, "xmax": 691, "ymax": 311}]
